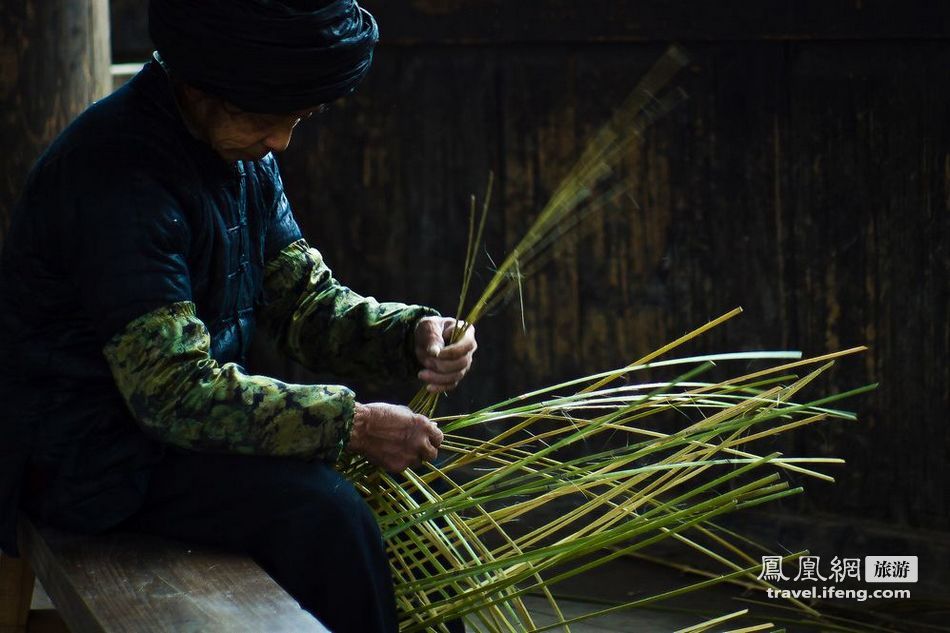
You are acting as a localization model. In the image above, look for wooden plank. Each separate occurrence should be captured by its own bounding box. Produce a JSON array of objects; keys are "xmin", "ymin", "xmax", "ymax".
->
[
  {"xmin": 0, "ymin": 552, "xmax": 33, "ymax": 633},
  {"xmin": 18, "ymin": 520, "xmax": 328, "ymax": 633}
]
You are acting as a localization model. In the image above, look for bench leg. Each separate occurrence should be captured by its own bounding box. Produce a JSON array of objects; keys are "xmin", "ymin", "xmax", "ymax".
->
[{"xmin": 0, "ymin": 552, "xmax": 34, "ymax": 633}]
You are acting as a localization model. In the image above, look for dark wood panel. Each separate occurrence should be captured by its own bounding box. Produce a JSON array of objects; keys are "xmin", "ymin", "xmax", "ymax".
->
[
  {"xmin": 108, "ymin": 0, "xmax": 149, "ymax": 63},
  {"xmin": 782, "ymin": 42, "xmax": 950, "ymax": 527}
]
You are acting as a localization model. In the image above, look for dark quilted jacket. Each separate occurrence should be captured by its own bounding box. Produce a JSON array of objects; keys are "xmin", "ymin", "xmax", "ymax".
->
[{"xmin": 0, "ymin": 59, "xmax": 303, "ymax": 554}]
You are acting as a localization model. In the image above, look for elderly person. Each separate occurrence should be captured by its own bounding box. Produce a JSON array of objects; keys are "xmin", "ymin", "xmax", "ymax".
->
[{"xmin": 0, "ymin": 0, "xmax": 476, "ymax": 630}]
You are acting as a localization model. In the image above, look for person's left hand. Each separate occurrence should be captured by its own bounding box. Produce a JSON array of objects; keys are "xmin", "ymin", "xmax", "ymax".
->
[{"xmin": 414, "ymin": 316, "xmax": 477, "ymax": 393}]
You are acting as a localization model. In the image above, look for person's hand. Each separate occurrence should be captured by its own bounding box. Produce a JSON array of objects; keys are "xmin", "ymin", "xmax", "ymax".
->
[
  {"xmin": 346, "ymin": 402, "xmax": 443, "ymax": 473},
  {"xmin": 414, "ymin": 316, "xmax": 477, "ymax": 393}
]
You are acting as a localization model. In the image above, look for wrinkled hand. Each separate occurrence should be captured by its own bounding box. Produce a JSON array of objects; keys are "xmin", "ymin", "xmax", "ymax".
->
[
  {"xmin": 346, "ymin": 402, "xmax": 443, "ymax": 473},
  {"xmin": 414, "ymin": 316, "xmax": 477, "ymax": 393}
]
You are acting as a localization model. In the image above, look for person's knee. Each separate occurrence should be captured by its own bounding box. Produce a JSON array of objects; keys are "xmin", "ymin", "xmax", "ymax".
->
[
  {"xmin": 301, "ymin": 475, "xmax": 382, "ymax": 548},
  {"xmin": 232, "ymin": 461, "xmax": 396, "ymax": 631},
  {"xmin": 247, "ymin": 460, "xmax": 383, "ymax": 552}
]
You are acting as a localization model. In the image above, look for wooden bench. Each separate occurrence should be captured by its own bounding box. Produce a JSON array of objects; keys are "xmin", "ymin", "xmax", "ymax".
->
[{"xmin": 0, "ymin": 519, "xmax": 328, "ymax": 632}]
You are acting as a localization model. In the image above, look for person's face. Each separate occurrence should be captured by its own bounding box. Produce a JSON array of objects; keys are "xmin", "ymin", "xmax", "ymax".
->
[
  {"xmin": 204, "ymin": 102, "xmax": 328, "ymax": 162},
  {"xmin": 178, "ymin": 83, "xmax": 326, "ymax": 162}
]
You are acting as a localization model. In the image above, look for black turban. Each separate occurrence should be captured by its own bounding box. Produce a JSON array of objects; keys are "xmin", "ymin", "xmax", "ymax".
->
[{"xmin": 149, "ymin": 0, "xmax": 379, "ymax": 114}]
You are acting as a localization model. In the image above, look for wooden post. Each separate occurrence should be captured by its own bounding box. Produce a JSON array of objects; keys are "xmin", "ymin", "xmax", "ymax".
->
[
  {"xmin": 0, "ymin": 1, "xmax": 109, "ymax": 628},
  {"xmin": 0, "ymin": 0, "xmax": 111, "ymax": 243}
]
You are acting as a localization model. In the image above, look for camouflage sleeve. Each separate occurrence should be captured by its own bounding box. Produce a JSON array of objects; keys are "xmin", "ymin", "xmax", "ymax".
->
[
  {"xmin": 102, "ymin": 301, "xmax": 354, "ymax": 461},
  {"xmin": 258, "ymin": 238, "xmax": 440, "ymax": 382}
]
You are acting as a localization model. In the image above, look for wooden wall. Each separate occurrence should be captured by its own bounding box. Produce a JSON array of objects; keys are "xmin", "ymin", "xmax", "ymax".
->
[{"xmin": 101, "ymin": 1, "xmax": 950, "ymax": 542}]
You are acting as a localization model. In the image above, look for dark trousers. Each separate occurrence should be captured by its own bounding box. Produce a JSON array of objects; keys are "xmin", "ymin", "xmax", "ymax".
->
[{"xmin": 115, "ymin": 451, "xmax": 398, "ymax": 633}]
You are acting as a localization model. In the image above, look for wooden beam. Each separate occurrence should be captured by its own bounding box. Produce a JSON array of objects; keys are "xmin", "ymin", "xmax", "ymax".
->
[
  {"xmin": 360, "ymin": 0, "xmax": 950, "ymax": 44},
  {"xmin": 108, "ymin": 0, "xmax": 950, "ymax": 63}
]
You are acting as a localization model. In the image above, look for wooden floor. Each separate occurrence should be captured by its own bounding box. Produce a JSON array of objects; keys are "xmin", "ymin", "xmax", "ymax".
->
[
  {"xmin": 523, "ymin": 595, "xmax": 701, "ymax": 632},
  {"xmin": 518, "ymin": 557, "xmax": 949, "ymax": 633},
  {"xmin": 520, "ymin": 558, "xmax": 767, "ymax": 632}
]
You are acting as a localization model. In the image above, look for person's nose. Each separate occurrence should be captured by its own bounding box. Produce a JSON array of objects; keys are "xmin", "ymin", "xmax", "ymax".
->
[{"xmin": 262, "ymin": 117, "xmax": 300, "ymax": 153}]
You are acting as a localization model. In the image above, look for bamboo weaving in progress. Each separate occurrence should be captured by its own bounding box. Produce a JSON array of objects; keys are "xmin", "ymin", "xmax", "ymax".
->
[{"xmin": 344, "ymin": 46, "xmax": 873, "ymax": 632}]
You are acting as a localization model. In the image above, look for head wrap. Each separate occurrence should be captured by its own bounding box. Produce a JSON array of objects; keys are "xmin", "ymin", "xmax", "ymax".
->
[{"xmin": 149, "ymin": 0, "xmax": 379, "ymax": 114}]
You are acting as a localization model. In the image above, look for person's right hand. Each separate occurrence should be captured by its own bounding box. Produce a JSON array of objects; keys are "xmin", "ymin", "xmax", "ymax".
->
[{"xmin": 346, "ymin": 402, "xmax": 443, "ymax": 473}]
